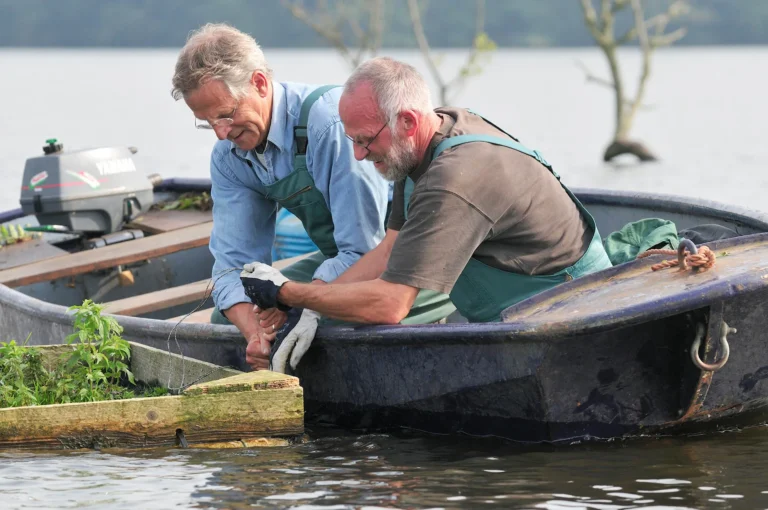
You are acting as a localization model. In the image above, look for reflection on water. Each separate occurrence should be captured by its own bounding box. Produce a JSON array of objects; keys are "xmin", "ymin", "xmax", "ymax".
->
[
  {"xmin": 0, "ymin": 449, "xmax": 222, "ymax": 508},
  {"xmin": 3, "ymin": 425, "xmax": 768, "ymax": 509}
]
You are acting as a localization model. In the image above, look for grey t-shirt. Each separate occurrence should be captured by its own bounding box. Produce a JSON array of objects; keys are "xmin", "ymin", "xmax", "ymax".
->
[{"xmin": 382, "ymin": 107, "xmax": 591, "ymax": 295}]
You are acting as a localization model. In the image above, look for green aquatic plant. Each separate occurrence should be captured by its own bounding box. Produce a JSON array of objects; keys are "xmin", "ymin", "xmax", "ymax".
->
[
  {"xmin": 0, "ymin": 223, "xmax": 40, "ymax": 247},
  {"xmin": 0, "ymin": 300, "xmax": 168, "ymax": 409},
  {"xmin": 0, "ymin": 335, "xmax": 49, "ymax": 408},
  {"xmin": 152, "ymin": 191, "xmax": 213, "ymax": 212},
  {"xmin": 60, "ymin": 299, "xmax": 136, "ymax": 402}
]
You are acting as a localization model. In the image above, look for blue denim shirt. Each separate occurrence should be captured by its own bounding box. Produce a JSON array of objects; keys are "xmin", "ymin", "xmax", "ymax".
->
[{"xmin": 209, "ymin": 81, "xmax": 389, "ymax": 312}]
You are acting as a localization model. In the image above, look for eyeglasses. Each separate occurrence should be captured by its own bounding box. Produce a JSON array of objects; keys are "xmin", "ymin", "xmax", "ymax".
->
[
  {"xmin": 195, "ymin": 102, "xmax": 239, "ymax": 130},
  {"xmin": 345, "ymin": 122, "xmax": 388, "ymax": 156}
]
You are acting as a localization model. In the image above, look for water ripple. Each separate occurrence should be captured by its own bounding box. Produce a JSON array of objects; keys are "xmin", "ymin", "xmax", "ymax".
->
[{"xmin": 2, "ymin": 428, "xmax": 768, "ymax": 508}]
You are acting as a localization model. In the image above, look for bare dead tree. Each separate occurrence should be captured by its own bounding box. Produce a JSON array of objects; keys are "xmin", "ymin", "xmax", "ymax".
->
[
  {"xmin": 579, "ymin": 0, "xmax": 688, "ymax": 163},
  {"xmin": 406, "ymin": 0, "xmax": 496, "ymax": 106},
  {"xmin": 281, "ymin": 0, "xmax": 384, "ymax": 68},
  {"xmin": 284, "ymin": 0, "xmax": 495, "ymax": 107}
]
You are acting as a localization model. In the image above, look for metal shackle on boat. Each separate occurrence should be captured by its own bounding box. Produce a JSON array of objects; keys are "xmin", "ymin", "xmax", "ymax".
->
[{"xmin": 690, "ymin": 320, "xmax": 737, "ymax": 371}]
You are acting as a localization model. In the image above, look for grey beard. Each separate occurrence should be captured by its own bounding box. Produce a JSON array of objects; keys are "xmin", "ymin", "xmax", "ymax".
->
[
  {"xmin": 376, "ymin": 139, "xmax": 420, "ymax": 182},
  {"xmin": 382, "ymin": 161, "xmax": 415, "ymax": 182}
]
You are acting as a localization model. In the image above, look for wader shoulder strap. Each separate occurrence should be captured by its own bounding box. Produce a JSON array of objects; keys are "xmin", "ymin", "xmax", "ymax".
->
[
  {"xmin": 432, "ymin": 134, "xmax": 554, "ymax": 174},
  {"xmin": 294, "ymin": 84, "xmax": 340, "ymax": 155}
]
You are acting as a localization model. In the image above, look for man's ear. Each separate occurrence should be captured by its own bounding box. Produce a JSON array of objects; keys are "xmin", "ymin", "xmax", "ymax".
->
[
  {"xmin": 398, "ymin": 110, "xmax": 419, "ymax": 137},
  {"xmin": 252, "ymin": 71, "xmax": 270, "ymax": 98}
]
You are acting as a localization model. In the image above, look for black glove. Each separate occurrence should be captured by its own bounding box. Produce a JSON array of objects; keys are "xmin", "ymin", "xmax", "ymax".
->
[{"xmin": 240, "ymin": 262, "xmax": 292, "ymax": 311}]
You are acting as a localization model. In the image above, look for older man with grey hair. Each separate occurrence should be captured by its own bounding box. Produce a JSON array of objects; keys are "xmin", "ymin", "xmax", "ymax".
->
[
  {"xmin": 241, "ymin": 56, "xmax": 613, "ymax": 327},
  {"xmin": 172, "ymin": 26, "xmax": 454, "ymax": 373}
]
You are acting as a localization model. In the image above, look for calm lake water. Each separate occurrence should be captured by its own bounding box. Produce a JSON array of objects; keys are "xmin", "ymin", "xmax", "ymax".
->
[
  {"xmin": 1, "ymin": 47, "xmax": 768, "ymax": 508},
  {"xmin": 3, "ymin": 427, "xmax": 768, "ymax": 509}
]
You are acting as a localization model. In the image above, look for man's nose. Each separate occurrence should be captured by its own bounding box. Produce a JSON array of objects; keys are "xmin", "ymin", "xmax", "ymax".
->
[
  {"xmin": 214, "ymin": 124, "xmax": 232, "ymax": 140},
  {"xmin": 352, "ymin": 144, "xmax": 367, "ymax": 161}
]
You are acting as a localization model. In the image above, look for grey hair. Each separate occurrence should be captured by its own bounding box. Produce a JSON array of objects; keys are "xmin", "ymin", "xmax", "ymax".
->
[
  {"xmin": 344, "ymin": 57, "xmax": 433, "ymax": 128},
  {"xmin": 171, "ymin": 23, "xmax": 273, "ymax": 100}
]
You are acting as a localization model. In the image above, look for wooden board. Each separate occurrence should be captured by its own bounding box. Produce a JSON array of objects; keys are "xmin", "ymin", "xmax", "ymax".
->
[
  {"xmin": 37, "ymin": 342, "xmax": 240, "ymax": 389},
  {"xmin": 0, "ymin": 221, "xmax": 213, "ymax": 288},
  {"xmin": 0, "ymin": 342, "xmax": 303, "ymax": 450},
  {"xmin": 184, "ymin": 370, "xmax": 299, "ymax": 395},
  {"xmin": 0, "ymin": 238, "xmax": 69, "ymax": 271},
  {"xmin": 127, "ymin": 209, "xmax": 213, "ymax": 235},
  {"xmin": 128, "ymin": 341, "xmax": 242, "ymax": 390},
  {"xmin": 103, "ymin": 279, "xmax": 213, "ymax": 317}
]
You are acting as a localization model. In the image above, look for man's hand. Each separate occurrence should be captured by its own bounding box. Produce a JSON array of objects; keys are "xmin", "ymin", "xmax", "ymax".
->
[
  {"xmin": 255, "ymin": 306, "xmax": 288, "ymax": 333},
  {"xmin": 240, "ymin": 262, "xmax": 291, "ymax": 311},
  {"xmin": 269, "ymin": 308, "xmax": 321, "ymax": 373},
  {"xmin": 254, "ymin": 277, "xmax": 326, "ymax": 331},
  {"xmin": 245, "ymin": 323, "xmax": 276, "ymax": 371}
]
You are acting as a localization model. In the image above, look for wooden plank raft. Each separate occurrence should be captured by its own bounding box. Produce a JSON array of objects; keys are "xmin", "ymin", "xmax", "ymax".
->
[
  {"xmin": 0, "ymin": 342, "xmax": 303, "ymax": 450},
  {"xmin": 0, "ymin": 221, "xmax": 213, "ymax": 288}
]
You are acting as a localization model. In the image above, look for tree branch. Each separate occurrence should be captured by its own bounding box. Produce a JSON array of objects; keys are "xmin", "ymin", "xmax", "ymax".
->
[
  {"xmin": 599, "ymin": 0, "xmax": 613, "ymax": 34},
  {"xmin": 444, "ymin": 0, "xmax": 491, "ymax": 96},
  {"xmin": 406, "ymin": 0, "xmax": 446, "ymax": 103},
  {"xmin": 575, "ymin": 59, "xmax": 615, "ymax": 89},
  {"xmin": 611, "ymin": 0, "xmax": 630, "ymax": 14},
  {"xmin": 617, "ymin": 0, "xmax": 688, "ymax": 46},
  {"xmin": 622, "ymin": 0, "xmax": 652, "ymax": 134},
  {"xmin": 368, "ymin": 0, "xmax": 384, "ymax": 55},
  {"xmin": 617, "ymin": 27, "xmax": 638, "ymax": 45},
  {"xmin": 281, "ymin": 0, "xmax": 353, "ymax": 63},
  {"xmin": 407, "ymin": 0, "xmax": 494, "ymax": 105},
  {"xmin": 281, "ymin": 0, "xmax": 383, "ymax": 68},
  {"xmin": 650, "ymin": 27, "xmax": 687, "ymax": 47},
  {"xmin": 575, "ymin": 60, "xmax": 653, "ymax": 110},
  {"xmin": 339, "ymin": 4, "xmax": 365, "ymax": 42},
  {"xmin": 580, "ymin": 0, "xmax": 609, "ymax": 45}
]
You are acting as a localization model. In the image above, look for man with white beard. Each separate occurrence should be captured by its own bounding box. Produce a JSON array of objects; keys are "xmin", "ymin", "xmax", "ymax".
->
[{"xmin": 241, "ymin": 56, "xmax": 612, "ymax": 348}]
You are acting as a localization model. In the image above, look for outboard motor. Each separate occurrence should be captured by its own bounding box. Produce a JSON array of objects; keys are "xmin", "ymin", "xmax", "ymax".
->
[{"xmin": 19, "ymin": 139, "xmax": 155, "ymax": 235}]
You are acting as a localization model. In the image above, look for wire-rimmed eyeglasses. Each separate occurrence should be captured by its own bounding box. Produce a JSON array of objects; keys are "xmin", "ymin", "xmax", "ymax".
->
[
  {"xmin": 195, "ymin": 102, "xmax": 239, "ymax": 130},
  {"xmin": 345, "ymin": 122, "xmax": 388, "ymax": 156}
]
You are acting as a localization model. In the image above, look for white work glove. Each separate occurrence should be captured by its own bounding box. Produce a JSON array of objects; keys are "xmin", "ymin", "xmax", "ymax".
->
[
  {"xmin": 240, "ymin": 262, "xmax": 291, "ymax": 311},
  {"xmin": 242, "ymin": 262, "xmax": 289, "ymax": 284},
  {"xmin": 270, "ymin": 308, "xmax": 321, "ymax": 374}
]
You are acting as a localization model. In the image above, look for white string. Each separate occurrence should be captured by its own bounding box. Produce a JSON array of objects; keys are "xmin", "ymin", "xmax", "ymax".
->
[{"xmin": 164, "ymin": 266, "xmax": 243, "ymax": 393}]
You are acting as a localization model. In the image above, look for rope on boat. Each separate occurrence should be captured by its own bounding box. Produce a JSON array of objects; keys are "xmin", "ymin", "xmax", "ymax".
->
[
  {"xmin": 164, "ymin": 266, "xmax": 244, "ymax": 394},
  {"xmin": 637, "ymin": 238, "xmax": 716, "ymax": 272}
]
